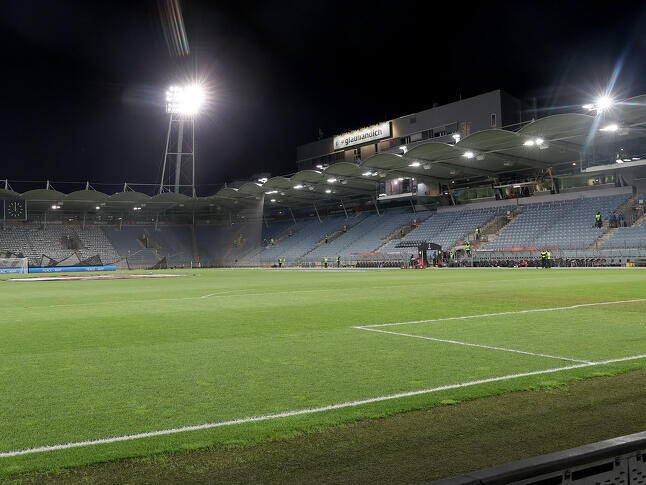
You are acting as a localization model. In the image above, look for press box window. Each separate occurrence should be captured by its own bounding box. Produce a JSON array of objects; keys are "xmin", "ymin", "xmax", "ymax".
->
[{"xmin": 490, "ymin": 113, "xmax": 497, "ymax": 127}]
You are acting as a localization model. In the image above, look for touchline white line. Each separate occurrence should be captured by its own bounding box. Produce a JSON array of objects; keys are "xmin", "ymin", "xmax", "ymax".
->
[
  {"xmin": 355, "ymin": 326, "xmax": 591, "ymax": 363},
  {"xmin": 2, "ymin": 354, "xmax": 645, "ymax": 459},
  {"xmin": 362, "ymin": 298, "xmax": 646, "ymax": 328}
]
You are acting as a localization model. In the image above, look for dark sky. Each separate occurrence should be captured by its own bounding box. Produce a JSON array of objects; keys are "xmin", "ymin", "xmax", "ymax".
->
[{"xmin": 1, "ymin": 0, "xmax": 646, "ymax": 194}]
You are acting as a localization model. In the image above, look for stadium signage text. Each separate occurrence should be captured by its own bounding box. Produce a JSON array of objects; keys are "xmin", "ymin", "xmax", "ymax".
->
[{"xmin": 333, "ymin": 122, "xmax": 391, "ymax": 150}]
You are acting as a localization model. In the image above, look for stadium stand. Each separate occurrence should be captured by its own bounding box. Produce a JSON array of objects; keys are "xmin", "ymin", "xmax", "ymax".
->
[
  {"xmin": 486, "ymin": 193, "xmax": 631, "ymax": 250},
  {"xmin": 0, "ymin": 223, "xmax": 120, "ymax": 267},
  {"xmin": 0, "ymin": 188, "xmax": 643, "ymax": 269},
  {"xmin": 255, "ymin": 214, "xmax": 363, "ymax": 263},
  {"xmin": 305, "ymin": 208, "xmax": 430, "ymax": 261},
  {"xmin": 147, "ymin": 226, "xmax": 194, "ymax": 267},
  {"xmin": 379, "ymin": 206, "xmax": 505, "ymax": 253},
  {"xmin": 103, "ymin": 226, "xmax": 160, "ymax": 268}
]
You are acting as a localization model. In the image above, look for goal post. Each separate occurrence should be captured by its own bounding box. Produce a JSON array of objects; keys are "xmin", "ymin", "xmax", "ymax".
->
[{"xmin": 0, "ymin": 257, "xmax": 29, "ymax": 274}]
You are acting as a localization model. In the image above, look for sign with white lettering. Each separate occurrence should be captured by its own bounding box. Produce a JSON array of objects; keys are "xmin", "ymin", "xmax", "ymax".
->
[{"xmin": 333, "ymin": 122, "xmax": 391, "ymax": 150}]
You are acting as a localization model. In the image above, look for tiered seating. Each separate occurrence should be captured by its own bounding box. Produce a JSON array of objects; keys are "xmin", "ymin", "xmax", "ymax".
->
[
  {"xmin": 0, "ymin": 224, "xmax": 121, "ymax": 266},
  {"xmin": 380, "ymin": 206, "xmax": 501, "ymax": 252},
  {"xmin": 602, "ymin": 224, "xmax": 646, "ymax": 248},
  {"xmin": 256, "ymin": 214, "xmax": 355, "ymax": 263},
  {"xmin": 103, "ymin": 226, "xmax": 159, "ymax": 267},
  {"xmin": 306, "ymin": 208, "xmax": 429, "ymax": 260},
  {"xmin": 488, "ymin": 194, "xmax": 630, "ymax": 250},
  {"xmin": 196, "ymin": 222, "xmax": 264, "ymax": 266},
  {"xmin": 76, "ymin": 226, "xmax": 120, "ymax": 264},
  {"xmin": 150, "ymin": 226, "xmax": 194, "ymax": 266}
]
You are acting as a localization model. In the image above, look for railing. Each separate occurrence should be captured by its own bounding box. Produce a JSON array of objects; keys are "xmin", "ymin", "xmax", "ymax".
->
[{"xmin": 430, "ymin": 431, "xmax": 646, "ymax": 485}]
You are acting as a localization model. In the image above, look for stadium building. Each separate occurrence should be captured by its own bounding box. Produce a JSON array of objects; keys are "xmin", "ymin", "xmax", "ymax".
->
[{"xmin": 2, "ymin": 93, "xmax": 646, "ymax": 271}]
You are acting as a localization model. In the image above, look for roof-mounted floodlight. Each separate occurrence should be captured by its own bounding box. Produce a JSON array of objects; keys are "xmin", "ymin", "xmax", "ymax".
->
[
  {"xmin": 400, "ymin": 145, "xmax": 408, "ymax": 153},
  {"xmin": 583, "ymin": 95, "xmax": 614, "ymax": 113},
  {"xmin": 408, "ymin": 161, "xmax": 421, "ymax": 167},
  {"xmin": 293, "ymin": 184, "xmax": 304, "ymax": 189},
  {"xmin": 596, "ymin": 95, "xmax": 614, "ymax": 112},
  {"xmin": 600, "ymin": 123, "xmax": 619, "ymax": 132},
  {"xmin": 325, "ymin": 189, "xmax": 332, "ymax": 194},
  {"xmin": 462, "ymin": 151, "xmax": 475, "ymax": 159},
  {"xmin": 257, "ymin": 177, "xmax": 268, "ymax": 184},
  {"xmin": 452, "ymin": 133, "xmax": 461, "ymax": 143},
  {"xmin": 327, "ymin": 178, "xmax": 337, "ymax": 183}
]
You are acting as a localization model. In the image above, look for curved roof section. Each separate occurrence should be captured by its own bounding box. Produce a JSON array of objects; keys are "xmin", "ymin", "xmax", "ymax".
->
[
  {"xmin": 290, "ymin": 170, "xmax": 324, "ymax": 184},
  {"xmin": 22, "ymin": 189, "xmax": 66, "ymax": 201},
  {"xmin": 3, "ymin": 100, "xmax": 646, "ymax": 210},
  {"xmin": 0, "ymin": 189, "xmax": 21, "ymax": 200},
  {"xmin": 262, "ymin": 176, "xmax": 293, "ymax": 190},
  {"xmin": 519, "ymin": 113, "xmax": 593, "ymax": 140},
  {"xmin": 107, "ymin": 191, "xmax": 151, "ymax": 204}
]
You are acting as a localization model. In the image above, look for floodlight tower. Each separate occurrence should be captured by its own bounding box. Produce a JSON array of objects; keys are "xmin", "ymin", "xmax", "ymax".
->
[{"xmin": 159, "ymin": 84, "xmax": 204, "ymax": 196}]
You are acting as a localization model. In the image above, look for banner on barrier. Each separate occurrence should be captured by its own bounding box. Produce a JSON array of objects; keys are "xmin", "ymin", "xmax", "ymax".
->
[
  {"xmin": 28, "ymin": 266, "xmax": 117, "ymax": 274},
  {"xmin": 0, "ymin": 268, "xmax": 27, "ymax": 274}
]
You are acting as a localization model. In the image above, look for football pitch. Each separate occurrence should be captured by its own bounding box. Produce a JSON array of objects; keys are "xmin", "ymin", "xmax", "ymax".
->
[{"xmin": 2, "ymin": 267, "xmax": 646, "ymax": 477}]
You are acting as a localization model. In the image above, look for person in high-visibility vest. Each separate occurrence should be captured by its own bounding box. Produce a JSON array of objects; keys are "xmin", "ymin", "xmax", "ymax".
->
[
  {"xmin": 324, "ymin": 257, "xmax": 328, "ymax": 268},
  {"xmin": 336, "ymin": 255, "xmax": 340, "ymax": 268},
  {"xmin": 465, "ymin": 242, "xmax": 471, "ymax": 256},
  {"xmin": 546, "ymin": 250, "xmax": 551, "ymax": 269},
  {"xmin": 475, "ymin": 227, "xmax": 480, "ymax": 240},
  {"xmin": 595, "ymin": 211, "xmax": 602, "ymax": 228},
  {"xmin": 540, "ymin": 250, "xmax": 547, "ymax": 268},
  {"xmin": 278, "ymin": 258, "xmax": 282, "ymax": 268}
]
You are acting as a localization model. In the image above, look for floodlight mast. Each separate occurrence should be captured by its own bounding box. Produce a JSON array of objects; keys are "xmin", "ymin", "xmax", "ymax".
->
[{"xmin": 159, "ymin": 85, "xmax": 204, "ymax": 196}]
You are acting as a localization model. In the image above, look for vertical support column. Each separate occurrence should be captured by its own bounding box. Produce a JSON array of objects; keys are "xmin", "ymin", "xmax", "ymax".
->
[
  {"xmin": 340, "ymin": 200, "xmax": 348, "ymax": 219},
  {"xmin": 191, "ymin": 118, "xmax": 196, "ymax": 197},
  {"xmin": 410, "ymin": 196, "xmax": 416, "ymax": 213},
  {"xmin": 174, "ymin": 119, "xmax": 185, "ymax": 193},
  {"xmin": 289, "ymin": 207, "xmax": 297, "ymax": 224},
  {"xmin": 373, "ymin": 198, "xmax": 381, "ymax": 216},
  {"xmin": 313, "ymin": 203, "xmax": 322, "ymax": 223},
  {"xmin": 160, "ymin": 116, "xmax": 173, "ymax": 194}
]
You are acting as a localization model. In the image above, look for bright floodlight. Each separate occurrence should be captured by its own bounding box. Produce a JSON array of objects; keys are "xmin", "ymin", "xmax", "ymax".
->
[
  {"xmin": 462, "ymin": 151, "xmax": 475, "ymax": 159},
  {"xmin": 166, "ymin": 84, "xmax": 205, "ymax": 115},
  {"xmin": 595, "ymin": 95, "xmax": 614, "ymax": 112},
  {"xmin": 600, "ymin": 123, "xmax": 619, "ymax": 132}
]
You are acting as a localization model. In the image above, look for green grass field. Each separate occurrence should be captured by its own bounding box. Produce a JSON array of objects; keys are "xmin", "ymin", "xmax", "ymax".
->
[{"xmin": 2, "ymin": 268, "xmax": 646, "ymax": 477}]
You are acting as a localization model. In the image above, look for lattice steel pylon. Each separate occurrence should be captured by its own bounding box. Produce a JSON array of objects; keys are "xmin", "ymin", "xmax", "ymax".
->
[{"xmin": 159, "ymin": 85, "xmax": 203, "ymax": 196}]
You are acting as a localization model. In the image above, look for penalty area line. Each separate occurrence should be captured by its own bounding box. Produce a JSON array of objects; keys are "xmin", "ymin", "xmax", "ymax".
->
[
  {"xmin": 362, "ymin": 298, "xmax": 646, "ymax": 328},
  {"xmin": 2, "ymin": 354, "xmax": 645, "ymax": 458},
  {"xmin": 354, "ymin": 326, "xmax": 591, "ymax": 363}
]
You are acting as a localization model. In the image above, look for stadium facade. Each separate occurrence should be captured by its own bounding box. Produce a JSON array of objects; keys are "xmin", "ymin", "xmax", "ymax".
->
[
  {"xmin": 296, "ymin": 90, "xmax": 524, "ymax": 172},
  {"xmin": 3, "ymin": 92, "xmax": 646, "ymax": 270}
]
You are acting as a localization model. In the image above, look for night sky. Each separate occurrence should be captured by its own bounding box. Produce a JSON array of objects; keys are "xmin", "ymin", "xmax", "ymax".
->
[{"xmin": 1, "ymin": 1, "xmax": 645, "ymax": 194}]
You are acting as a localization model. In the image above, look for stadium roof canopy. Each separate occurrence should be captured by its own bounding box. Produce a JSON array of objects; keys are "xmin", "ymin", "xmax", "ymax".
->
[{"xmin": 2, "ymin": 94, "xmax": 646, "ymax": 211}]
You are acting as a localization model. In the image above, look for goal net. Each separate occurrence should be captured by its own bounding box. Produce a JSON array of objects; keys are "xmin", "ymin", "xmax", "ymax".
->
[{"xmin": 0, "ymin": 257, "xmax": 29, "ymax": 274}]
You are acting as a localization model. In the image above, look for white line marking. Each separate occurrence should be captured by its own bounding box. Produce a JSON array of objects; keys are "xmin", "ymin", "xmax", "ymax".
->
[
  {"xmin": 21, "ymin": 283, "xmax": 420, "ymax": 309},
  {"xmin": 2, "ymin": 354, "xmax": 645, "ymax": 458},
  {"xmin": 362, "ymin": 298, "xmax": 646, "ymax": 328},
  {"xmin": 354, "ymin": 326, "xmax": 591, "ymax": 363}
]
